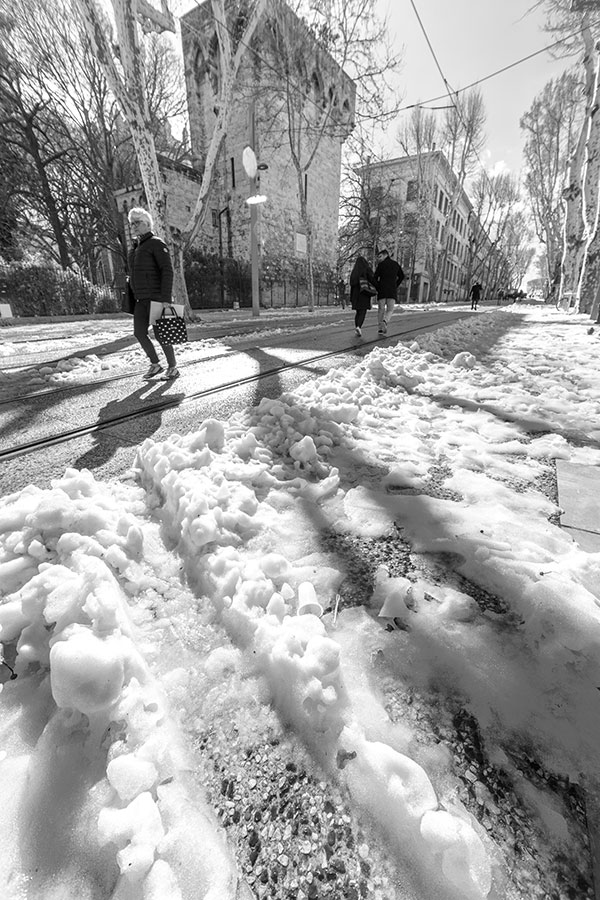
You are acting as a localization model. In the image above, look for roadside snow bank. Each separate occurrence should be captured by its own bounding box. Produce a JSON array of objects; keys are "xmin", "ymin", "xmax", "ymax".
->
[{"xmin": 0, "ymin": 470, "xmax": 244, "ymax": 900}]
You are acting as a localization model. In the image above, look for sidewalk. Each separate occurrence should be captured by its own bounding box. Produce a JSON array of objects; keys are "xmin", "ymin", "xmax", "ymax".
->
[{"xmin": 556, "ymin": 460, "xmax": 600, "ymax": 552}]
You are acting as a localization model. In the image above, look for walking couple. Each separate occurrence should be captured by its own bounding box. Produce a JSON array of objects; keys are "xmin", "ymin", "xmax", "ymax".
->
[{"xmin": 349, "ymin": 248, "xmax": 405, "ymax": 337}]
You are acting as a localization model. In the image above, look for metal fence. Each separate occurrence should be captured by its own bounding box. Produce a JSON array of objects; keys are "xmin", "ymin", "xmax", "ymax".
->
[
  {"xmin": 0, "ymin": 263, "xmax": 341, "ymax": 314},
  {"xmin": 260, "ymin": 276, "xmax": 339, "ymax": 309}
]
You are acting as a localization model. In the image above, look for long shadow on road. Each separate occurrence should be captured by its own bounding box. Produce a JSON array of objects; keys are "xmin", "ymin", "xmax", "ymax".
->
[
  {"xmin": 73, "ymin": 380, "xmax": 185, "ymax": 471},
  {"xmin": 0, "ymin": 308, "xmax": 520, "ymax": 470}
]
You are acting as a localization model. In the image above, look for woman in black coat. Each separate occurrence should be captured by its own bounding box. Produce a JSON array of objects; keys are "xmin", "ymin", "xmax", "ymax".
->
[
  {"xmin": 127, "ymin": 206, "xmax": 179, "ymax": 380},
  {"xmin": 349, "ymin": 255, "xmax": 376, "ymax": 336}
]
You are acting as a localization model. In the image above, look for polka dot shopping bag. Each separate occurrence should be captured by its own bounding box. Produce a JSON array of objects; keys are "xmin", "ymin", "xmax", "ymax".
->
[{"xmin": 153, "ymin": 305, "xmax": 188, "ymax": 345}]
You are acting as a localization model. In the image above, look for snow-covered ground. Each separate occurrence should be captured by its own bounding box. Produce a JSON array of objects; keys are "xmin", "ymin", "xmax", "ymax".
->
[{"xmin": 0, "ymin": 305, "xmax": 599, "ymax": 900}]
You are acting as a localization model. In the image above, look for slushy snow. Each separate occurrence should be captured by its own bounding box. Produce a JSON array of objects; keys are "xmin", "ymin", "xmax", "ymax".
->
[{"xmin": 0, "ymin": 306, "xmax": 598, "ymax": 899}]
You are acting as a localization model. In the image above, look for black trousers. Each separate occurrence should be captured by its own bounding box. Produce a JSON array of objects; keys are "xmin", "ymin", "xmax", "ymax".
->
[
  {"xmin": 354, "ymin": 308, "xmax": 367, "ymax": 328},
  {"xmin": 133, "ymin": 299, "xmax": 176, "ymax": 367}
]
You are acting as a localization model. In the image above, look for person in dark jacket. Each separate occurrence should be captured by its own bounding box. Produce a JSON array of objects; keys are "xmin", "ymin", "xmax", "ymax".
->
[
  {"xmin": 349, "ymin": 255, "xmax": 376, "ymax": 337},
  {"xmin": 469, "ymin": 281, "xmax": 482, "ymax": 310},
  {"xmin": 374, "ymin": 247, "xmax": 405, "ymax": 335},
  {"xmin": 127, "ymin": 207, "xmax": 179, "ymax": 379}
]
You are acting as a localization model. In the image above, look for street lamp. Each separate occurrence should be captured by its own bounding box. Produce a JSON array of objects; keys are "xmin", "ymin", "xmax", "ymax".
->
[{"xmin": 242, "ymin": 145, "xmax": 268, "ymax": 318}]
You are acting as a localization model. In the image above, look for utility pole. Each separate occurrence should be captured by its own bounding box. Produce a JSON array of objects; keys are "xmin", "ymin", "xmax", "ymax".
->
[{"xmin": 249, "ymin": 102, "xmax": 260, "ymax": 318}]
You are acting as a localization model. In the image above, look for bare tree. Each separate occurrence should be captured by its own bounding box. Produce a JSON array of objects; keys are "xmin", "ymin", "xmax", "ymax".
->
[
  {"xmin": 74, "ymin": 0, "xmax": 184, "ymax": 290},
  {"xmin": 433, "ymin": 89, "xmax": 486, "ymax": 300},
  {"xmin": 0, "ymin": 0, "xmax": 188, "ymax": 278},
  {"xmin": 255, "ymin": 0, "xmax": 402, "ymax": 309},
  {"xmin": 534, "ymin": 0, "xmax": 600, "ymax": 313},
  {"xmin": 520, "ymin": 69, "xmax": 583, "ymax": 296},
  {"xmin": 395, "ymin": 106, "xmax": 441, "ymax": 300},
  {"xmin": 469, "ymin": 169, "xmax": 530, "ymax": 294},
  {"xmin": 397, "ymin": 105, "xmax": 438, "ymax": 158},
  {"xmin": 0, "ymin": 11, "xmax": 75, "ymax": 268},
  {"xmin": 74, "ymin": 0, "xmax": 269, "ymax": 309}
]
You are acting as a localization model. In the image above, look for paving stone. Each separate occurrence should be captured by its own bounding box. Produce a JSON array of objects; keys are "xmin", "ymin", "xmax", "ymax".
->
[{"xmin": 556, "ymin": 460, "xmax": 600, "ymax": 535}]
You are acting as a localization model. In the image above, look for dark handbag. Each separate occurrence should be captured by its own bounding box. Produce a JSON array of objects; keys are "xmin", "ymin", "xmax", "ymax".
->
[
  {"xmin": 153, "ymin": 306, "xmax": 188, "ymax": 344},
  {"xmin": 121, "ymin": 283, "xmax": 135, "ymax": 315},
  {"xmin": 360, "ymin": 278, "xmax": 377, "ymax": 296}
]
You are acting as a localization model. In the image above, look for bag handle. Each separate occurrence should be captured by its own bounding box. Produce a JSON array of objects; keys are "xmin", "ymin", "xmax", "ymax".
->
[{"xmin": 159, "ymin": 305, "xmax": 179, "ymax": 318}]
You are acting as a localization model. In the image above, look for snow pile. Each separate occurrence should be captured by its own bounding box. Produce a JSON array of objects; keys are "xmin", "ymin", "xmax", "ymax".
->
[
  {"xmin": 38, "ymin": 353, "xmax": 115, "ymax": 384},
  {"xmin": 134, "ymin": 393, "xmax": 496, "ymax": 897},
  {"xmin": 0, "ymin": 471, "xmax": 244, "ymax": 899}
]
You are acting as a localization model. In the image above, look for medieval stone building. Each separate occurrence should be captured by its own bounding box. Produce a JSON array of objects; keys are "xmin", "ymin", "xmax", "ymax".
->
[{"xmin": 180, "ymin": 0, "xmax": 356, "ymax": 304}]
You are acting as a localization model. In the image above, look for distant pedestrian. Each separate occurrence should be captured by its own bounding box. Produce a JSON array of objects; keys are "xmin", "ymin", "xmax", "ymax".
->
[
  {"xmin": 338, "ymin": 277, "xmax": 347, "ymax": 309},
  {"xmin": 127, "ymin": 207, "xmax": 179, "ymax": 380},
  {"xmin": 374, "ymin": 248, "xmax": 405, "ymax": 335},
  {"xmin": 469, "ymin": 281, "xmax": 482, "ymax": 310},
  {"xmin": 349, "ymin": 255, "xmax": 376, "ymax": 337}
]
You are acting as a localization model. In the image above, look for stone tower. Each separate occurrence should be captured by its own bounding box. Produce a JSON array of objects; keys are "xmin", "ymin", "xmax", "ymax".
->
[{"xmin": 180, "ymin": 0, "xmax": 355, "ymax": 295}]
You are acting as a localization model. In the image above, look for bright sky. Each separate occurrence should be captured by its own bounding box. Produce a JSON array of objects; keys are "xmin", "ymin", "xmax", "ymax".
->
[
  {"xmin": 174, "ymin": 0, "xmax": 576, "ymax": 174},
  {"xmin": 1, "ymin": 305, "xmax": 599, "ymax": 898},
  {"xmin": 383, "ymin": 0, "xmax": 576, "ymax": 174}
]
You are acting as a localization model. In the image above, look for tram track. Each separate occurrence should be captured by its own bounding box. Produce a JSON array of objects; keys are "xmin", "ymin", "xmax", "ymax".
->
[
  {"xmin": 0, "ymin": 314, "xmax": 337, "ymax": 375},
  {"xmin": 0, "ymin": 312, "xmax": 470, "ymax": 463},
  {"xmin": 0, "ymin": 316, "xmax": 346, "ymax": 402},
  {"xmin": 0, "ymin": 342, "xmax": 239, "ymax": 406}
]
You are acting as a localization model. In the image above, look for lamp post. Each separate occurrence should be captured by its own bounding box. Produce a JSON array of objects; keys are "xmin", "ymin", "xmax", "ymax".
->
[
  {"xmin": 242, "ymin": 147, "xmax": 268, "ymax": 318},
  {"xmin": 243, "ymin": 106, "xmax": 268, "ymax": 318}
]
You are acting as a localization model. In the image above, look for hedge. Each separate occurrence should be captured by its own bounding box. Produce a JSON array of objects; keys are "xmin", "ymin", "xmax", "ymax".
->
[{"xmin": 0, "ymin": 263, "xmax": 120, "ymax": 317}]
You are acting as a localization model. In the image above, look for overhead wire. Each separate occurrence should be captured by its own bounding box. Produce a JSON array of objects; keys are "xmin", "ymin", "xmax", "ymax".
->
[
  {"xmin": 406, "ymin": 0, "xmax": 455, "ymax": 101},
  {"xmin": 401, "ymin": 24, "xmax": 591, "ymax": 112},
  {"xmin": 179, "ymin": 0, "xmax": 589, "ymax": 143},
  {"xmin": 178, "ymin": 0, "xmax": 589, "ymax": 237},
  {"xmin": 405, "ymin": 0, "xmax": 576, "ymax": 187},
  {"xmin": 405, "ymin": 0, "xmax": 528, "ymax": 256},
  {"xmin": 406, "ymin": 0, "xmax": 494, "ymax": 183}
]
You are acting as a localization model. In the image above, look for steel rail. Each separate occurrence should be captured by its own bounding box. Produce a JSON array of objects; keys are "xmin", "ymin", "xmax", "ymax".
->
[
  {"xmin": 0, "ymin": 344, "xmax": 238, "ymax": 406},
  {"xmin": 0, "ymin": 313, "xmax": 339, "ymax": 373},
  {"xmin": 0, "ymin": 310, "xmax": 462, "ymax": 407},
  {"xmin": 0, "ymin": 314, "xmax": 470, "ymax": 463},
  {"xmin": 0, "ymin": 318, "xmax": 351, "ymax": 400}
]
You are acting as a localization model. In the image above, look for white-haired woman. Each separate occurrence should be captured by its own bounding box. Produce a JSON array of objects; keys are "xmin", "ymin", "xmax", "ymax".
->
[{"xmin": 127, "ymin": 207, "xmax": 179, "ymax": 379}]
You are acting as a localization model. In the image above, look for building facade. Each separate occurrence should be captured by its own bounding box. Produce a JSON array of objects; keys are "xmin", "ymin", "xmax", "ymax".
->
[
  {"xmin": 114, "ymin": 156, "xmax": 204, "ymax": 250},
  {"xmin": 361, "ymin": 151, "xmax": 497, "ymax": 303},
  {"xmin": 180, "ymin": 0, "xmax": 356, "ymax": 302}
]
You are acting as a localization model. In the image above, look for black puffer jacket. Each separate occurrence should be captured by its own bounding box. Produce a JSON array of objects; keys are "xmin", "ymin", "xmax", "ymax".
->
[
  {"xmin": 374, "ymin": 255, "xmax": 405, "ymax": 300},
  {"xmin": 128, "ymin": 232, "xmax": 173, "ymax": 303}
]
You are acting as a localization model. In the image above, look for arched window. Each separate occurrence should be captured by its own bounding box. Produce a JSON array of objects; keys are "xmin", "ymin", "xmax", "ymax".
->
[{"xmin": 207, "ymin": 33, "xmax": 221, "ymax": 95}]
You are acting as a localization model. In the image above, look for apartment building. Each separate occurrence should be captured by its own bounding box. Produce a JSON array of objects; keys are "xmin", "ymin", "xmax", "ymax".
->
[{"xmin": 361, "ymin": 150, "xmax": 495, "ymax": 303}]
